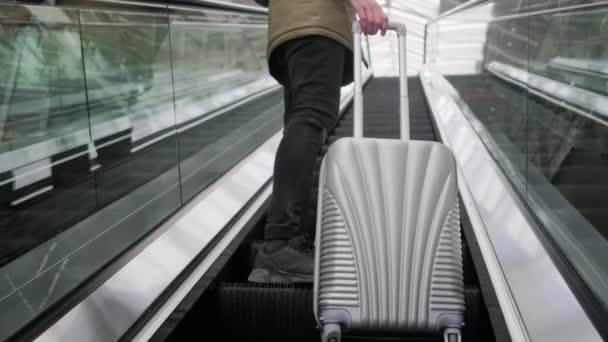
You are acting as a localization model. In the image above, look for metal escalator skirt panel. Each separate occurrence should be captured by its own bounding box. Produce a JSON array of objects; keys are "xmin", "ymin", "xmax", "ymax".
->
[{"xmin": 420, "ymin": 67, "xmax": 604, "ymax": 342}]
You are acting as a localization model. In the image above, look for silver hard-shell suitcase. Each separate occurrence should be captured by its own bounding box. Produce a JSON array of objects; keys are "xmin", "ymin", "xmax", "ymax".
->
[{"xmin": 313, "ymin": 22, "xmax": 465, "ymax": 342}]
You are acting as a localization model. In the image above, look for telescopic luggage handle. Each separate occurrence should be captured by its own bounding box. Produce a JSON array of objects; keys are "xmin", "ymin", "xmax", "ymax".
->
[{"xmin": 352, "ymin": 20, "xmax": 409, "ymax": 140}]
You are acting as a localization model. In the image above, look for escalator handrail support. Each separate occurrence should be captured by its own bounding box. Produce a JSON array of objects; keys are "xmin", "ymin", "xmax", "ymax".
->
[
  {"xmin": 419, "ymin": 65, "xmax": 604, "ymax": 342},
  {"xmin": 487, "ymin": 61, "xmax": 608, "ymax": 128}
]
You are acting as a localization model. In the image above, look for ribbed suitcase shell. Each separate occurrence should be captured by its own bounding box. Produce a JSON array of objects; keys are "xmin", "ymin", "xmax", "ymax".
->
[
  {"xmin": 313, "ymin": 20, "xmax": 464, "ymax": 341},
  {"xmin": 313, "ymin": 137, "xmax": 464, "ymax": 336}
]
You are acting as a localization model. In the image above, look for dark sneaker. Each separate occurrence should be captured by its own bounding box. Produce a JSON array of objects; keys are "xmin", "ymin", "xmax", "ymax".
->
[{"xmin": 247, "ymin": 236, "xmax": 314, "ymax": 283}]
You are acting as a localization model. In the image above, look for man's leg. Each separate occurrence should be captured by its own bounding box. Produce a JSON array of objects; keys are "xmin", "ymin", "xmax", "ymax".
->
[{"xmin": 249, "ymin": 36, "xmax": 346, "ymax": 283}]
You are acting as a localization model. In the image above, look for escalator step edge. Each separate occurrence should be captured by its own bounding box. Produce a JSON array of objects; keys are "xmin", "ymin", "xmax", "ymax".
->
[{"xmin": 215, "ymin": 283, "xmax": 317, "ymax": 341}]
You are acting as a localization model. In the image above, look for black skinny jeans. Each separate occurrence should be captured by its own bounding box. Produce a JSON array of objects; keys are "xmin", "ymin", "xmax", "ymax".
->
[{"xmin": 265, "ymin": 36, "xmax": 350, "ymax": 241}]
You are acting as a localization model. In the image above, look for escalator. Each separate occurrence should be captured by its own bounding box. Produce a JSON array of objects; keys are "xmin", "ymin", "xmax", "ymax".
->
[
  {"xmin": 157, "ymin": 78, "xmax": 497, "ymax": 342},
  {"xmin": 4, "ymin": 1, "xmax": 608, "ymax": 341}
]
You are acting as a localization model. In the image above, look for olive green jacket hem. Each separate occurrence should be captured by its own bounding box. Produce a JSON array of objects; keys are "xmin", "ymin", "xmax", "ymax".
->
[{"xmin": 267, "ymin": 26, "xmax": 353, "ymax": 59}]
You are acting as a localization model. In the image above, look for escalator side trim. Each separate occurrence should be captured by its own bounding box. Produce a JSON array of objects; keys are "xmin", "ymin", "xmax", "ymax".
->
[
  {"xmin": 34, "ymin": 133, "xmax": 281, "ymax": 342},
  {"xmin": 486, "ymin": 61, "xmax": 608, "ymax": 128},
  {"xmin": 420, "ymin": 66, "xmax": 603, "ymax": 342},
  {"xmin": 415, "ymin": 75, "xmax": 512, "ymax": 340},
  {"xmin": 134, "ymin": 184, "xmax": 273, "ymax": 342}
]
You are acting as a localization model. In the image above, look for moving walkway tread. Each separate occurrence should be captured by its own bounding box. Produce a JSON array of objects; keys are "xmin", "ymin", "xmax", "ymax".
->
[{"xmin": 160, "ymin": 77, "xmax": 495, "ymax": 342}]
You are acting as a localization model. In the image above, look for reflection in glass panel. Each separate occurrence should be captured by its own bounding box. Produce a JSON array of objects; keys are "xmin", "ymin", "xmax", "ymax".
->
[
  {"xmin": 0, "ymin": 3, "xmax": 97, "ymax": 267},
  {"xmin": 533, "ymin": 7, "xmax": 608, "ymax": 96},
  {"xmin": 169, "ymin": 8, "xmax": 281, "ymax": 202},
  {"xmin": 430, "ymin": 2, "xmax": 530, "ymax": 192},
  {"xmin": 424, "ymin": 1, "xmax": 494, "ymax": 75},
  {"xmin": 0, "ymin": 3, "xmax": 87, "ymax": 150},
  {"xmin": 429, "ymin": 2, "xmax": 608, "ymax": 312},
  {"xmin": 0, "ymin": 2, "xmax": 283, "ymax": 338},
  {"xmin": 524, "ymin": 6, "xmax": 608, "ymax": 309},
  {"xmin": 0, "ymin": 3, "xmax": 99, "ymax": 340},
  {"xmin": 80, "ymin": 7, "xmax": 180, "ymax": 206},
  {"xmin": 0, "ymin": 3, "xmax": 187, "ymax": 340}
]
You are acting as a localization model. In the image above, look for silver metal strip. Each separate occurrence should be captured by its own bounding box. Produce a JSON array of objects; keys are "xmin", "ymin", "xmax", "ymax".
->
[
  {"xmin": 420, "ymin": 66, "xmax": 603, "ymax": 342},
  {"xmin": 549, "ymin": 57, "xmax": 608, "ymax": 77},
  {"xmin": 11, "ymin": 185, "xmax": 54, "ymax": 207},
  {"xmin": 0, "ymin": 148, "xmax": 90, "ymax": 187},
  {"xmin": 491, "ymin": 71, "xmax": 608, "ymax": 128},
  {"xmin": 70, "ymin": 0, "xmax": 268, "ymax": 14},
  {"xmin": 168, "ymin": 22, "xmax": 267, "ymax": 28},
  {"xmin": 173, "ymin": 0, "xmax": 267, "ymax": 14},
  {"xmin": 167, "ymin": 4, "xmax": 266, "ymax": 17},
  {"xmin": 95, "ymin": 133, "xmax": 130, "ymax": 150},
  {"xmin": 129, "ymin": 130, "xmax": 177, "ymax": 154},
  {"xmin": 74, "ymin": 0, "xmax": 167, "ymax": 10},
  {"xmin": 132, "ymin": 184, "xmax": 273, "ymax": 342},
  {"xmin": 35, "ymin": 132, "xmax": 281, "ymax": 342},
  {"xmin": 486, "ymin": 61, "xmax": 608, "ymax": 127},
  {"xmin": 176, "ymin": 86, "xmax": 281, "ymax": 134}
]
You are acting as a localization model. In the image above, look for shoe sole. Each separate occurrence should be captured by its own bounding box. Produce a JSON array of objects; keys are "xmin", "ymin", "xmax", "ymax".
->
[{"xmin": 248, "ymin": 268, "xmax": 313, "ymax": 284}]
